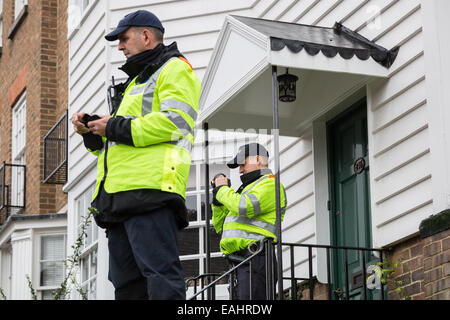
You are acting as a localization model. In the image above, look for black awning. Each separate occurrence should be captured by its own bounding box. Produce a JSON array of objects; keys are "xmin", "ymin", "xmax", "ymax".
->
[{"xmin": 232, "ymin": 15, "xmax": 399, "ymax": 68}]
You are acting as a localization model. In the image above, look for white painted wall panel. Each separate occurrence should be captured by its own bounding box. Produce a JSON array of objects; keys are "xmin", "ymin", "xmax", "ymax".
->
[
  {"xmin": 357, "ymin": 0, "xmax": 420, "ymax": 42},
  {"xmin": 10, "ymin": 231, "xmax": 32, "ymax": 300}
]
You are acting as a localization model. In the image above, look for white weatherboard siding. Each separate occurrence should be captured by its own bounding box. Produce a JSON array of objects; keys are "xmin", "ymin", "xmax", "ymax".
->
[{"xmin": 67, "ymin": 0, "xmax": 107, "ymax": 187}]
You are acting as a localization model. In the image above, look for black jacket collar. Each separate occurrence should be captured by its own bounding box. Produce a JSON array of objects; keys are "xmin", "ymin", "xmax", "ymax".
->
[
  {"xmin": 119, "ymin": 42, "xmax": 184, "ymax": 84},
  {"xmin": 237, "ymin": 168, "xmax": 273, "ymax": 194}
]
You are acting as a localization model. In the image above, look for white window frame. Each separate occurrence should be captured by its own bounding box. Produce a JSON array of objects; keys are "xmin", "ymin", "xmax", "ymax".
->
[
  {"xmin": 180, "ymin": 162, "xmax": 230, "ymax": 278},
  {"xmin": 0, "ymin": 0, "xmax": 4, "ymax": 50},
  {"xmin": 14, "ymin": 0, "xmax": 27, "ymax": 20},
  {"xmin": 68, "ymin": 0, "xmax": 96, "ymax": 37},
  {"xmin": 11, "ymin": 92, "xmax": 26, "ymax": 211},
  {"xmin": 75, "ymin": 183, "xmax": 98, "ymax": 299},
  {"xmin": 37, "ymin": 233, "xmax": 67, "ymax": 300}
]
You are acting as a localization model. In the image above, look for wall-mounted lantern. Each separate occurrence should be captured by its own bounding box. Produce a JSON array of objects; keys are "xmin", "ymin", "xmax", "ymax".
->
[{"xmin": 277, "ymin": 68, "xmax": 299, "ymax": 102}]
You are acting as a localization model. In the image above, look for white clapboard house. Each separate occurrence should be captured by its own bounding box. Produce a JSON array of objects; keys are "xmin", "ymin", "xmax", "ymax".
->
[{"xmin": 61, "ymin": 0, "xmax": 449, "ymax": 300}]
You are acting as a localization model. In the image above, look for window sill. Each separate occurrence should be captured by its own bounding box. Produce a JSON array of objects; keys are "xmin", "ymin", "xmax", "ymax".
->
[{"xmin": 7, "ymin": 5, "xmax": 28, "ymax": 40}]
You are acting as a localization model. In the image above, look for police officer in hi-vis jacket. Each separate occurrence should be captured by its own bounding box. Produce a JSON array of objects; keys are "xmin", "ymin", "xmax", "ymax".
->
[
  {"xmin": 72, "ymin": 10, "xmax": 201, "ymax": 300},
  {"xmin": 212, "ymin": 143, "xmax": 287, "ymax": 300}
]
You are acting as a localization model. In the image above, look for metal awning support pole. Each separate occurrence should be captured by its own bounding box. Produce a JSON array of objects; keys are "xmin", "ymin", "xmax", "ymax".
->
[
  {"xmin": 271, "ymin": 65, "xmax": 284, "ymax": 300},
  {"xmin": 203, "ymin": 122, "xmax": 212, "ymax": 299}
]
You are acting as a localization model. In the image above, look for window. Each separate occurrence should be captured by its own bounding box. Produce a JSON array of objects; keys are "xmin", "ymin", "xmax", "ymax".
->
[
  {"xmin": 39, "ymin": 234, "xmax": 66, "ymax": 300},
  {"xmin": 11, "ymin": 93, "xmax": 26, "ymax": 212},
  {"xmin": 14, "ymin": 0, "xmax": 27, "ymax": 20},
  {"xmin": 0, "ymin": 0, "xmax": 3, "ymax": 52},
  {"xmin": 68, "ymin": 0, "xmax": 94, "ymax": 34},
  {"xmin": 75, "ymin": 184, "xmax": 98, "ymax": 299},
  {"xmin": 178, "ymin": 163, "xmax": 230, "ymax": 279}
]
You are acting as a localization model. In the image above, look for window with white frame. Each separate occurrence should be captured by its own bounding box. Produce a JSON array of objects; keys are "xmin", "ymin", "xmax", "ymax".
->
[
  {"xmin": 39, "ymin": 234, "xmax": 66, "ymax": 300},
  {"xmin": 178, "ymin": 163, "xmax": 230, "ymax": 280},
  {"xmin": 0, "ymin": 0, "xmax": 3, "ymax": 50},
  {"xmin": 14, "ymin": 0, "xmax": 27, "ymax": 20},
  {"xmin": 68, "ymin": 0, "xmax": 94, "ymax": 34},
  {"xmin": 75, "ymin": 183, "xmax": 98, "ymax": 299},
  {"xmin": 11, "ymin": 92, "xmax": 26, "ymax": 211}
]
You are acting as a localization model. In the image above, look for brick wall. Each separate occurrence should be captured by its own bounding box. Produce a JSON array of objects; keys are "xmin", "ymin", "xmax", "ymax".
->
[
  {"xmin": 385, "ymin": 229, "xmax": 450, "ymax": 300},
  {"xmin": 0, "ymin": 0, "xmax": 68, "ymax": 220}
]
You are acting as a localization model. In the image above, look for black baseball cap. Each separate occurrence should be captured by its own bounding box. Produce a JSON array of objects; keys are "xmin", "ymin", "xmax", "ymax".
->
[
  {"xmin": 227, "ymin": 143, "xmax": 270, "ymax": 168},
  {"xmin": 105, "ymin": 10, "xmax": 165, "ymax": 41}
]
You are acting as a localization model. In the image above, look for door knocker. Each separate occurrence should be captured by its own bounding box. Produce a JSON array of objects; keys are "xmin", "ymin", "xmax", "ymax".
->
[{"xmin": 354, "ymin": 157, "xmax": 366, "ymax": 175}]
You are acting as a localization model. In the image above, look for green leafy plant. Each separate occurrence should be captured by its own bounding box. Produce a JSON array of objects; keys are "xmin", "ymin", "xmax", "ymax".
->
[
  {"xmin": 52, "ymin": 208, "xmax": 94, "ymax": 300},
  {"xmin": 367, "ymin": 259, "xmax": 410, "ymax": 300},
  {"xmin": 26, "ymin": 274, "xmax": 37, "ymax": 300}
]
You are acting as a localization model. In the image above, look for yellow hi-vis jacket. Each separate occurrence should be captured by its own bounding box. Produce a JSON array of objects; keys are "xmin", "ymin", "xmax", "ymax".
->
[
  {"xmin": 212, "ymin": 169, "xmax": 287, "ymax": 255},
  {"xmin": 90, "ymin": 57, "xmax": 201, "ymax": 202}
]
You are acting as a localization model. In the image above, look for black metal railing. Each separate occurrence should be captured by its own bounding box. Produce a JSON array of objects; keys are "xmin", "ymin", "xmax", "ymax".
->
[
  {"xmin": 185, "ymin": 273, "xmax": 223, "ymax": 300},
  {"xmin": 0, "ymin": 162, "xmax": 26, "ymax": 222},
  {"xmin": 43, "ymin": 111, "xmax": 68, "ymax": 184},
  {"xmin": 186, "ymin": 238, "xmax": 385, "ymax": 300}
]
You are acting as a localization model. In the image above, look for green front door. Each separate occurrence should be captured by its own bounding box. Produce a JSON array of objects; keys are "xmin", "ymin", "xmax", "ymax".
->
[{"xmin": 327, "ymin": 99, "xmax": 380, "ymax": 300}]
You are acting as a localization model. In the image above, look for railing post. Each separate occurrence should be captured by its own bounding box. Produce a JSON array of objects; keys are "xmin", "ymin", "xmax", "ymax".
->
[
  {"xmin": 308, "ymin": 246, "xmax": 314, "ymax": 300},
  {"xmin": 203, "ymin": 122, "xmax": 211, "ymax": 300},
  {"xmin": 271, "ymin": 65, "xmax": 283, "ymax": 300},
  {"xmin": 344, "ymin": 249, "xmax": 350, "ymax": 300},
  {"xmin": 265, "ymin": 240, "xmax": 273, "ymax": 300},
  {"xmin": 249, "ymin": 259, "xmax": 253, "ymax": 300},
  {"xmin": 326, "ymin": 247, "xmax": 332, "ymax": 300},
  {"xmin": 362, "ymin": 250, "xmax": 367, "ymax": 300},
  {"xmin": 290, "ymin": 245, "xmax": 296, "ymax": 300}
]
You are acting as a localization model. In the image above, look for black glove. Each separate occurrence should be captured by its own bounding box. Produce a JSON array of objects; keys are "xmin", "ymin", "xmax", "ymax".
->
[{"xmin": 211, "ymin": 173, "xmax": 231, "ymax": 206}]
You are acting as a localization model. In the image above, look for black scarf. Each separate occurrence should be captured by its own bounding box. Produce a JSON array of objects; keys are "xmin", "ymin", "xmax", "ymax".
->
[
  {"xmin": 119, "ymin": 42, "xmax": 183, "ymax": 83},
  {"xmin": 237, "ymin": 169, "xmax": 273, "ymax": 193}
]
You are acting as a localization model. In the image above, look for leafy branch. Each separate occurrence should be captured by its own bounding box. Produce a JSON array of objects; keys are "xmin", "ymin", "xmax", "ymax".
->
[{"xmin": 52, "ymin": 208, "xmax": 94, "ymax": 300}]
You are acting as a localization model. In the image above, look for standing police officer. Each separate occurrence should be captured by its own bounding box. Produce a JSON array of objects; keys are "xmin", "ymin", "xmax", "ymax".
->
[
  {"xmin": 72, "ymin": 10, "xmax": 201, "ymax": 300},
  {"xmin": 211, "ymin": 143, "xmax": 287, "ymax": 300}
]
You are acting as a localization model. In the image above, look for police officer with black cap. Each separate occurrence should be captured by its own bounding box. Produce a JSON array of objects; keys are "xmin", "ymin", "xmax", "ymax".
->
[
  {"xmin": 72, "ymin": 9, "xmax": 201, "ymax": 300},
  {"xmin": 211, "ymin": 143, "xmax": 287, "ymax": 299}
]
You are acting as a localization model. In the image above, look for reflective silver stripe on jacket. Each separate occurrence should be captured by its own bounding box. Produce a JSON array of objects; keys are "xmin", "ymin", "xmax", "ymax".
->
[
  {"xmin": 163, "ymin": 111, "xmax": 193, "ymax": 135},
  {"xmin": 141, "ymin": 58, "xmax": 177, "ymax": 116},
  {"xmin": 224, "ymin": 215, "xmax": 276, "ymax": 235},
  {"xmin": 238, "ymin": 170, "xmax": 273, "ymax": 216},
  {"xmin": 238, "ymin": 193, "xmax": 262, "ymax": 216},
  {"xmin": 160, "ymin": 99, "xmax": 198, "ymax": 122},
  {"xmin": 221, "ymin": 229, "xmax": 266, "ymax": 241},
  {"xmin": 167, "ymin": 138, "xmax": 193, "ymax": 152}
]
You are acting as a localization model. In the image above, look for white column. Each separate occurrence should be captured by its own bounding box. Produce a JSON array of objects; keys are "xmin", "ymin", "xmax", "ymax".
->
[{"xmin": 10, "ymin": 229, "xmax": 32, "ymax": 300}]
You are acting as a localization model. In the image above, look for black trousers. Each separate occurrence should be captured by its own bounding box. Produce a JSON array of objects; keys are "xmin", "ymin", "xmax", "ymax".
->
[
  {"xmin": 229, "ymin": 250, "xmax": 277, "ymax": 300},
  {"xmin": 106, "ymin": 206, "xmax": 185, "ymax": 300}
]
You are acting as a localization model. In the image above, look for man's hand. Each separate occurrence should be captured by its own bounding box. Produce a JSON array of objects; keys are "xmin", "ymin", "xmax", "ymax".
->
[
  {"xmin": 87, "ymin": 115, "xmax": 112, "ymax": 137},
  {"xmin": 214, "ymin": 175, "xmax": 229, "ymax": 188},
  {"xmin": 72, "ymin": 112, "xmax": 89, "ymax": 135}
]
